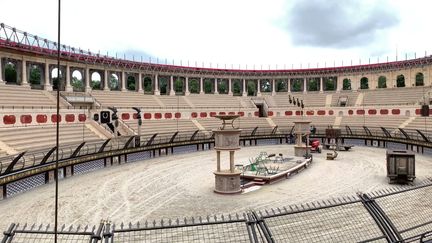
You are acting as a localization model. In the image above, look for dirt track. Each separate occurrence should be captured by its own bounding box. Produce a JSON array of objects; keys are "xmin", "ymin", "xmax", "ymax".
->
[{"xmin": 1, "ymin": 145, "xmax": 431, "ymax": 230}]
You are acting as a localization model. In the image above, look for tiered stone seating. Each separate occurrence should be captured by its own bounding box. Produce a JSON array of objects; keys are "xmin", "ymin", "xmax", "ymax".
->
[
  {"xmin": 0, "ymin": 85, "xmax": 57, "ymax": 108},
  {"xmin": 124, "ymin": 119, "xmax": 198, "ymax": 135},
  {"xmin": 331, "ymin": 92, "xmax": 359, "ymax": 107},
  {"xmin": 272, "ymin": 116, "xmax": 336, "ymax": 128},
  {"xmin": 186, "ymin": 95, "xmax": 255, "ymax": 108},
  {"xmin": 271, "ymin": 93, "xmax": 327, "ymax": 107},
  {"xmin": 91, "ymin": 91, "xmax": 159, "ymax": 108},
  {"xmin": 197, "ymin": 117, "xmax": 272, "ymax": 131},
  {"xmin": 157, "ymin": 96, "xmax": 191, "ymax": 108},
  {"xmin": 339, "ymin": 116, "xmax": 408, "ymax": 129},
  {"xmin": 403, "ymin": 117, "xmax": 432, "ymax": 131},
  {"xmin": 0, "ymin": 124, "xmax": 102, "ymax": 152},
  {"xmin": 362, "ymin": 87, "xmax": 426, "ymax": 106}
]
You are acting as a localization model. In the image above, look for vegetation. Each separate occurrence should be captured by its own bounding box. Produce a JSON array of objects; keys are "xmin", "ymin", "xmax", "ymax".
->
[
  {"xmin": 144, "ymin": 77, "xmax": 152, "ymax": 92},
  {"xmin": 110, "ymin": 75, "xmax": 119, "ymax": 90},
  {"xmin": 189, "ymin": 79, "xmax": 199, "ymax": 93},
  {"xmin": 71, "ymin": 77, "xmax": 84, "ymax": 91},
  {"xmin": 261, "ymin": 80, "xmax": 271, "ymax": 92},
  {"xmin": 218, "ymin": 80, "xmax": 227, "ymax": 93},
  {"xmin": 29, "ymin": 66, "xmax": 41, "ymax": 85},
  {"xmin": 175, "ymin": 78, "xmax": 183, "ymax": 93},
  {"xmin": 323, "ymin": 77, "xmax": 336, "ymax": 91},
  {"xmin": 127, "ymin": 76, "xmax": 136, "ymax": 91},
  {"xmin": 396, "ymin": 75, "xmax": 405, "ymax": 87},
  {"xmin": 416, "ymin": 73, "xmax": 424, "ymax": 86},
  {"xmin": 307, "ymin": 78, "xmax": 319, "ymax": 91},
  {"xmin": 276, "ymin": 80, "xmax": 287, "ymax": 92},
  {"xmin": 343, "ymin": 78, "xmax": 351, "ymax": 90},
  {"xmin": 204, "ymin": 79, "xmax": 213, "ymax": 93},
  {"xmin": 247, "ymin": 81, "xmax": 256, "ymax": 96},
  {"xmin": 233, "ymin": 80, "xmax": 241, "ymax": 94},
  {"xmin": 5, "ymin": 63, "xmax": 17, "ymax": 83},
  {"xmin": 291, "ymin": 79, "xmax": 302, "ymax": 92},
  {"xmin": 360, "ymin": 77, "xmax": 369, "ymax": 89},
  {"xmin": 378, "ymin": 76, "xmax": 387, "ymax": 88},
  {"xmin": 91, "ymin": 80, "xmax": 101, "ymax": 90}
]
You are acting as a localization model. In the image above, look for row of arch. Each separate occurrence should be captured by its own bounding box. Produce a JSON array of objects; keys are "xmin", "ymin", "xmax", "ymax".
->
[{"xmin": 346, "ymin": 73, "xmax": 425, "ymax": 90}]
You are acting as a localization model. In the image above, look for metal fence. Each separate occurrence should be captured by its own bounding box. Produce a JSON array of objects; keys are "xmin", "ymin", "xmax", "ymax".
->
[{"xmin": 2, "ymin": 180, "xmax": 432, "ymax": 242}]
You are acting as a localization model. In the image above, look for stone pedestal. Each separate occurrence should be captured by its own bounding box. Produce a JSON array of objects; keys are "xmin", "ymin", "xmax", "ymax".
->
[
  {"xmin": 294, "ymin": 145, "xmax": 311, "ymax": 157},
  {"xmin": 293, "ymin": 120, "xmax": 311, "ymax": 157},
  {"xmin": 213, "ymin": 115, "xmax": 242, "ymax": 194}
]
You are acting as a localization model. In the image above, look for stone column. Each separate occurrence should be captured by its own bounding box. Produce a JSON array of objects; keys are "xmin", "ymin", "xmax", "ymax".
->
[
  {"xmin": 303, "ymin": 78, "xmax": 307, "ymax": 93},
  {"xmin": 320, "ymin": 77, "xmax": 324, "ymax": 93},
  {"xmin": 65, "ymin": 65, "xmax": 72, "ymax": 92},
  {"xmin": 85, "ymin": 67, "xmax": 91, "ymax": 92},
  {"xmin": 154, "ymin": 74, "xmax": 160, "ymax": 95},
  {"xmin": 121, "ymin": 71, "xmax": 127, "ymax": 91},
  {"xmin": 185, "ymin": 77, "xmax": 190, "ymax": 95},
  {"xmin": 228, "ymin": 78, "xmax": 233, "ymax": 95},
  {"xmin": 272, "ymin": 79, "xmax": 276, "ymax": 96},
  {"xmin": 44, "ymin": 62, "xmax": 52, "ymax": 91},
  {"xmin": 216, "ymin": 151, "xmax": 221, "ymax": 172},
  {"xmin": 0, "ymin": 57, "xmax": 4, "ymax": 84},
  {"xmin": 229, "ymin": 151, "xmax": 235, "ymax": 173},
  {"xmin": 288, "ymin": 79, "xmax": 291, "ymax": 93},
  {"xmin": 169, "ymin": 75, "xmax": 175, "ymax": 95},
  {"xmin": 138, "ymin": 73, "xmax": 143, "ymax": 92},
  {"xmin": 200, "ymin": 77, "xmax": 204, "ymax": 94},
  {"xmin": 257, "ymin": 79, "xmax": 261, "ymax": 96},
  {"xmin": 214, "ymin": 78, "xmax": 219, "ymax": 94},
  {"xmin": 242, "ymin": 79, "xmax": 247, "ymax": 96},
  {"xmin": 21, "ymin": 59, "xmax": 29, "ymax": 87},
  {"xmin": 103, "ymin": 70, "xmax": 110, "ymax": 91}
]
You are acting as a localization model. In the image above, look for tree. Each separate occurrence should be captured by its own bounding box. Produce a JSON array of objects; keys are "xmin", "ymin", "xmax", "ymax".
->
[
  {"xmin": 144, "ymin": 77, "xmax": 152, "ymax": 92},
  {"xmin": 175, "ymin": 78, "xmax": 183, "ymax": 93},
  {"xmin": 247, "ymin": 81, "xmax": 256, "ymax": 96},
  {"xmin": 291, "ymin": 79, "xmax": 302, "ymax": 92},
  {"xmin": 276, "ymin": 80, "xmax": 287, "ymax": 92},
  {"xmin": 204, "ymin": 79, "xmax": 212, "ymax": 93},
  {"xmin": 378, "ymin": 76, "xmax": 387, "ymax": 88},
  {"xmin": 308, "ymin": 78, "xmax": 318, "ymax": 91},
  {"xmin": 110, "ymin": 76, "xmax": 119, "ymax": 90},
  {"xmin": 160, "ymin": 78, "xmax": 168, "ymax": 94},
  {"xmin": 29, "ymin": 67, "xmax": 41, "ymax": 85},
  {"xmin": 127, "ymin": 76, "xmax": 136, "ymax": 91},
  {"xmin": 71, "ymin": 77, "xmax": 84, "ymax": 91},
  {"xmin": 189, "ymin": 79, "xmax": 199, "ymax": 93},
  {"xmin": 360, "ymin": 77, "xmax": 369, "ymax": 89},
  {"xmin": 91, "ymin": 80, "xmax": 101, "ymax": 89},
  {"xmin": 343, "ymin": 78, "xmax": 351, "ymax": 90},
  {"xmin": 416, "ymin": 73, "xmax": 424, "ymax": 86},
  {"xmin": 396, "ymin": 75, "xmax": 405, "ymax": 87},
  {"xmin": 261, "ymin": 80, "xmax": 271, "ymax": 92},
  {"xmin": 233, "ymin": 80, "xmax": 241, "ymax": 94},
  {"xmin": 218, "ymin": 80, "xmax": 227, "ymax": 93},
  {"xmin": 5, "ymin": 63, "xmax": 17, "ymax": 83},
  {"xmin": 324, "ymin": 77, "xmax": 335, "ymax": 91}
]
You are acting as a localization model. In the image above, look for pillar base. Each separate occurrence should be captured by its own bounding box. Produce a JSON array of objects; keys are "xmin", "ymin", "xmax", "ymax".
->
[
  {"xmin": 44, "ymin": 84, "xmax": 53, "ymax": 91},
  {"xmin": 228, "ymin": 91, "xmax": 233, "ymax": 96},
  {"xmin": 85, "ymin": 86, "xmax": 93, "ymax": 93},
  {"xmin": 103, "ymin": 87, "xmax": 110, "ymax": 91},
  {"xmin": 214, "ymin": 91, "xmax": 219, "ymax": 95},
  {"xmin": 214, "ymin": 170, "xmax": 242, "ymax": 194},
  {"xmin": 242, "ymin": 92, "xmax": 247, "ymax": 97},
  {"xmin": 257, "ymin": 92, "xmax": 262, "ymax": 97},
  {"xmin": 121, "ymin": 88, "xmax": 127, "ymax": 92},
  {"xmin": 169, "ymin": 90, "xmax": 175, "ymax": 96},
  {"xmin": 199, "ymin": 91, "xmax": 205, "ymax": 95},
  {"xmin": 21, "ymin": 83, "xmax": 31, "ymax": 88},
  {"xmin": 271, "ymin": 91, "xmax": 276, "ymax": 96},
  {"xmin": 65, "ymin": 86, "xmax": 73, "ymax": 92},
  {"xmin": 294, "ymin": 145, "xmax": 311, "ymax": 157},
  {"xmin": 138, "ymin": 88, "xmax": 143, "ymax": 92},
  {"xmin": 154, "ymin": 90, "xmax": 160, "ymax": 95},
  {"xmin": 185, "ymin": 91, "xmax": 190, "ymax": 96}
]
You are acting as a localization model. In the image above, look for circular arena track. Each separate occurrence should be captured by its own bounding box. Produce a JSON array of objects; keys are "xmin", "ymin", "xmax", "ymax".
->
[{"xmin": 1, "ymin": 144, "xmax": 432, "ymax": 231}]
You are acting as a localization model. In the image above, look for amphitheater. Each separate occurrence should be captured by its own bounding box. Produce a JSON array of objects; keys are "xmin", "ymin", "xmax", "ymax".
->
[{"xmin": 1, "ymin": 23, "xmax": 432, "ymax": 242}]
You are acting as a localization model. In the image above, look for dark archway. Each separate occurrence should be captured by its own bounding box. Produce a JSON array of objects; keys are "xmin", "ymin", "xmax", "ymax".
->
[
  {"xmin": 416, "ymin": 73, "xmax": 424, "ymax": 86},
  {"xmin": 143, "ymin": 76, "xmax": 153, "ymax": 93},
  {"xmin": 342, "ymin": 78, "xmax": 351, "ymax": 90},
  {"xmin": 127, "ymin": 76, "xmax": 136, "ymax": 91},
  {"xmin": 247, "ymin": 80, "xmax": 257, "ymax": 96},
  {"xmin": 323, "ymin": 77, "xmax": 336, "ymax": 91},
  {"xmin": 174, "ymin": 77, "xmax": 184, "ymax": 95},
  {"xmin": 29, "ymin": 65, "xmax": 42, "ymax": 89},
  {"xmin": 307, "ymin": 78, "xmax": 319, "ymax": 91},
  {"xmin": 290, "ymin": 78, "xmax": 303, "ymax": 92},
  {"xmin": 260, "ymin": 79, "xmax": 271, "ymax": 93},
  {"xmin": 204, "ymin": 78, "xmax": 213, "ymax": 94},
  {"xmin": 91, "ymin": 72, "xmax": 102, "ymax": 90},
  {"xmin": 360, "ymin": 77, "xmax": 369, "ymax": 89},
  {"xmin": 5, "ymin": 62, "xmax": 17, "ymax": 84},
  {"xmin": 110, "ymin": 73, "xmax": 120, "ymax": 91},
  {"xmin": 72, "ymin": 70, "xmax": 84, "ymax": 92},
  {"xmin": 396, "ymin": 74, "xmax": 405, "ymax": 87},
  {"xmin": 189, "ymin": 78, "xmax": 199, "ymax": 94},
  {"xmin": 276, "ymin": 79, "xmax": 287, "ymax": 92},
  {"xmin": 232, "ymin": 79, "xmax": 242, "ymax": 96},
  {"xmin": 378, "ymin": 76, "xmax": 387, "ymax": 88}
]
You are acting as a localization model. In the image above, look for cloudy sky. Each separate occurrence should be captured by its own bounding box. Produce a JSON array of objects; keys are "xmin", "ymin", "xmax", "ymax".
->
[{"xmin": 1, "ymin": 0, "xmax": 432, "ymax": 69}]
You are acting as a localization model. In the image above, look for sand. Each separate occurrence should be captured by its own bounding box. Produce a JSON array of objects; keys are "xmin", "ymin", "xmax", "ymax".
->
[{"xmin": 1, "ymin": 145, "xmax": 431, "ymax": 230}]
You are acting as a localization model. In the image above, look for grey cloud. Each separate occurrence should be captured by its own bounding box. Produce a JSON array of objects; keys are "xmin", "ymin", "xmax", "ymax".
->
[{"xmin": 284, "ymin": 0, "xmax": 400, "ymax": 48}]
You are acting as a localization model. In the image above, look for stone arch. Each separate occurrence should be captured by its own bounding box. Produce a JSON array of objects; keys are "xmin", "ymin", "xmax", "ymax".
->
[
  {"xmin": 360, "ymin": 77, "xmax": 369, "ymax": 89},
  {"xmin": 110, "ymin": 73, "xmax": 120, "ymax": 90},
  {"xmin": 416, "ymin": 72, "xmax": 424, "ymax": 86},
  {"xmin": 189, "ymin": 78, "xmax": 199, "ymax": 94},
  {"xmin": 174, "ymin": 76, "xmax": 185, "ymax": 94},
  {"xmin": 378, "ymin": 76, "xmax": 387, "ymax": 88},
  {"xmin": 51, "ymin": 67, "xmax": 65, "ymax": 91},
  {"xmin": 342, "ymin": 78, "xmax": 351, "ymax": 90},
  {"xmin": 91, "ymin": 71, "xmax": 102, "ymax": 90},
  {"xmin": 247, "ymin": 80, "xmax": 257, "ymax": 96},
  {"xmin": 71, "ymin": 69, "xmax": 84, "ymax": 92},
  {"xmin": 290, "ymin": 78, "xmax": 303, "ymax": 92},
  {"xmin": 396, "ymin": 74, "xmax": 405, "ymax": 87},
  {"xmin": 158, "ymin": 76, "xmax": 169, "ymax": 95},
  {"xmin": 218, "ymin": 78, "xmax": 229, "ymax": 94},
  {"xmin": 307, "ymin": 77, "xmax": 320, "ymax": 91}
]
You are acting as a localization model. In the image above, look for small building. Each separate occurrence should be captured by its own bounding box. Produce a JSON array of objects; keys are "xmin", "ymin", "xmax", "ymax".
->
[{"xmin": 386, "ymin": 150, "xmax": 415, "ymax": 184}]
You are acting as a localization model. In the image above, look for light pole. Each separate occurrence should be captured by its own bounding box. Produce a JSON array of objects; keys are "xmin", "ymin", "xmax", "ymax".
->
[{"xmin": 132, "ymin": 107, "xmax": 142, "ymax": 147}]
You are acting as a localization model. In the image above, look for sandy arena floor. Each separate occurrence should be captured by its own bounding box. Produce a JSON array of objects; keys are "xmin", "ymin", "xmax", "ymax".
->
[{"xmin": 1, "ymin": 145, "xmax": 432, "ymax": 230}]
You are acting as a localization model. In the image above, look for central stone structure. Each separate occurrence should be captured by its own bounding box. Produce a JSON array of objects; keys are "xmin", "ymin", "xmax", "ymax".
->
[
  {"xmin": 213, "ymin": 115, "xmax": 242, "ymax": 194},
  {"xmin": 293, "ymin": 120, "xmax": 311, "ymax": 157}
]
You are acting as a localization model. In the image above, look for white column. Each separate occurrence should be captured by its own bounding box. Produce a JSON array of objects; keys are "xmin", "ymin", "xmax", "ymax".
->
[
  {"xmin": 103, "ymin": 70, "xmax": 110, "ymax": 91},
  {"xmin": 320, "ymin": 77, "xmax": 324, "ymax": 93},
  {"xmin": 257, "ymin": 79, "xmax": 261, "ymax": 96},
  {"xmin": 214, "ymin": 78, "xmax": 219, "ymax": 94},
  {"xmin": 65, "ymin": 65, "xmax": 72, "ymax": 92},
  {"xmin": 228, "ymin": 78, "xmax": 233, "ymax": 96},
  {"xmin": 169, "ymin": 75, "xmax": 175, "ymax": 95},
  {"xmin": 85, "ymin": 67, "xmax": 91, "ymax": 92},
  {"xmin": 185, "ymin": 77, "xmax": 190, "ymax": 95},
  {"xmin": 288, "ymin": 79, "xmax": 291, "ymax": 93},
  {"xmin": 44, "ymin": 62, "xmax": 52, "ymax": 91},
  {"xmin": 21, "ymin": 59, "xmax": 29, "ymax": 86},
  {"xmin": 271, "ymin": 79, "xmax": 276, "ymax": 96},
  {"xmin": 138, "ymin": 73, "xmax": 143, "ymax": 92},
  {"xmin": 242, "ymin": 79, "xmax": 247, "ymax": 96},
  {"xmin": 0, "ymin": 57, "xmax": 4, "ymax": 84},
  {"xmin": 199, "ymin": 77, "xmax": 204, "ymax": 94},
  {"xmin": 121, "ymin": 71, "xmax": 127, "ymax": 91},
  {"xmin": 154, "ymin": 74, "xmax": 160, "ymax": 95},
  {"xmin": 303, "ymin": 78, "xmax": 307, "ymax": 93}
]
